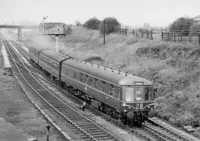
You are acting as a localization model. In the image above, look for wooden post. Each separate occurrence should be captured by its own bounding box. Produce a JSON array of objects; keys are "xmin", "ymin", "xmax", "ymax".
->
[
  {"xmin": 151, "ymin": 30, "xmax": 153, "ymax": 40},
  {"xmin": 167, "ymin": 32, "xmax": 170, "ymax": 41},
  {"xmin": 173, "ymin": 33, "xmax": 176, "ymax": 42},
  {"xmin": 103, "ymin": 20, "xmax": 105, "ymax": 45},
  {"xmin": 181, "ymin": 34, "xmax": 182, "ymax": 42},
  {"xmin": 199, "ymin": 34, "xmax": 200, "ymax": 45},
  {"xmin": 147, "ymin": 31, "xmax": 148, "ymax": 39},
  {"xmin": 161, "ymin": 32, "xmax": 163, "ymax": 40}
]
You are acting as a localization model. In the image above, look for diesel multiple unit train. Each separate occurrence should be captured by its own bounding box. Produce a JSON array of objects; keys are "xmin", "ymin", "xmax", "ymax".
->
[{"xmin": 29, "ymin": 46, "xmax": 157, "ymax": 125}]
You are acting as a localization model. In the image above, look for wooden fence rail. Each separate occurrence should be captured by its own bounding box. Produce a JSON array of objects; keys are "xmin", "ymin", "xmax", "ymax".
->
[
  {"xmin": 115, "ymin": 28, "xmax": 153, "ymax": 40},
  {"xmin": 162, "ymin": 32, "xmax": 200, "ymax": 45}
]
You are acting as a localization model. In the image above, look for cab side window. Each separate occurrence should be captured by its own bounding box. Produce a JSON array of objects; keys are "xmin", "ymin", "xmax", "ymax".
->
[{"xmin": 144, "ymin": 87, "xmax": 149, "ymax": 100}]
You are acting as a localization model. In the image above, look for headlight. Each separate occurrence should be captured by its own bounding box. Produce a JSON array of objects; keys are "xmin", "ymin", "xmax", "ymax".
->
[{"xmin": 122, "ymin": 103, "xmax": 126, "ymax": 106}]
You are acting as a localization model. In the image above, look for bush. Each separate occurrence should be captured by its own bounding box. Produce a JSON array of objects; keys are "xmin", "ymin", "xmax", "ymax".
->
[
  {"xmin": 169, "ymin": 17, "xmax": 195, "ymax": 36},
  {"xmin": 83, "ymin": 17, "xmax": 101, "ymax": 30},
  {"xmin": 189, "ymin": 23, "xmax": 200, "ymax": 36},
  {"xmin": 99, "ymin": 17, "xmax": 120, "ymax": 34},
  {"xmin": 65, "ymin": 25, "xmax": 72, "ymax": 34}
]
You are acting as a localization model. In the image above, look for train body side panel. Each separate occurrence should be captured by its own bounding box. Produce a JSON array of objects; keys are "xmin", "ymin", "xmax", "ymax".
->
[
  {"xmin": 29, "ymin": 48, "xmax": 38, "ymax": 63},
  {"xmin": 60, "ymin": 67, "xmax": 122, "ymax": 111}
]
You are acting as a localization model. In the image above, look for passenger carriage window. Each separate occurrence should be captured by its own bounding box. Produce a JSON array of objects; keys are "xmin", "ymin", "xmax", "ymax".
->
[
  {"xmin": 86, "ymin": 75, "xmax": 89, "ymax": 85},
  {"xmin": 110, "ymin": 84, "xmax": 114, "ymax": 96},
  {"xmin": 83, "ymin": 75, "xmax": 87, "ymax": 83},
  {"xmin": 102, "ymin": 81, "xmax": 106, "ymax": 92},
  {"xmin": 73, "ymin": 71, "xmax": 76, "ymax": 78},
  {"xmin": 80, "ymin": 73, "xmax": 85, "ymax": 82},
  {"xmin": 80, "ymin": 73, "xmax": 83, "ymax": 82},
  {"xmin": 97, "ymin": 80, "xmax": 102, "ymax": 90},
  {"xmin": 90, "ymin": 77, "xmax": 94, "ymax": 87},
  {"xmin": 87, "ymin": 76, "xmax": 91, "ymax": 85},
  {"xmin": 94, "ymin": 78, "xmax": 98, "ymax": 89},
  {"xmin": 105, "ymin": 83, "xmax": 110, "ymax": 94},
  {"xmin": 76, "ymin": 72, "xmax": 80, "ymax": 80},
  {"xmin": 114, "ymin": 87, "xmax": 118, "ymax": 98}
]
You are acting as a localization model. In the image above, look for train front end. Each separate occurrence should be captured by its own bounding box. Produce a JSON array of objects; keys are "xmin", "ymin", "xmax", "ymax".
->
[{"xmin": 120, "ymin": 79, "xmax": 157, "ymax": 124}]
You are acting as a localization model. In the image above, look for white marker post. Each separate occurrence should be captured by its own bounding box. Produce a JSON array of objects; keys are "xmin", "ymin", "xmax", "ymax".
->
[{"xmin": 55, "ymin": 36, "xmax": 59, "ymax": 53}]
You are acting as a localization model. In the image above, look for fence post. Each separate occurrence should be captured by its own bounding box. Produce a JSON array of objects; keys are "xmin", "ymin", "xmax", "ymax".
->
[
  {"xmin": 125, "ymin": 29, "xmax": 127, "ymax": 36},
  {"xmin": 189, "ymin": 36, "xmax": 192, "ymax": 43},
  {"xmin": 142, "ymin": 31, "xmax": 143, "ymax": 38},
  {"xmin": 167, "ymin": 32, "xmax": 170, "ymax": 41},
  {"xmin": 199, "ymin": 34, "xmax": 200, "ymax": 45},
  {"xmin": 173, "ymin": 33, "xmax": 176, "ymax": 42},
  {"xmin": 151, "ymin": 31, "xmax": 153, "ymax": 40},
  {"xmin": 161, "ymin": 32, "xmax": 163, "ymax": 40},
  {"xmin": 180, "ymin": 34, "xmax": 182, "ymax": 42}
]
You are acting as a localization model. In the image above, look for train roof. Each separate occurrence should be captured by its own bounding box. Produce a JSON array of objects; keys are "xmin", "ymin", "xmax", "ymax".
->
[
  {"xmin": 34, "ymin": 47, "xmax": 152, "ymax": 86},
  {"xmin": 40, "ymin": 49, "xmax": 67, "ymax": 62},
  {"xmin": 63, "ymin": 59, "xmax": 153, "ymax": 86}
]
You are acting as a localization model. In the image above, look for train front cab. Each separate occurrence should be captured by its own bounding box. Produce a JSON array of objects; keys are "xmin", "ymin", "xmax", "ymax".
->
[{"xmin": 121, "ymin": 82, "xmax": 156, "ymax": 124}]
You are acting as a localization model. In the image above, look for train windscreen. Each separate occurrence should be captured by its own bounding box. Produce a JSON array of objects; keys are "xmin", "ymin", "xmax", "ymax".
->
[{"xmin": 123, "ymin": 87, "xmax": 135, "ymax": 102}]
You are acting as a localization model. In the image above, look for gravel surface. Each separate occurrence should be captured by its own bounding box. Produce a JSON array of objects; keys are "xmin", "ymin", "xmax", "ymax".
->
[{"xmin": 38, "ymin": 78, "xmax": 141, "ymax": 141}]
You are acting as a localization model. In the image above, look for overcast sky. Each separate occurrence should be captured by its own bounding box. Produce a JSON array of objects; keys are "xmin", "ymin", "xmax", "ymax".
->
[{"xmin": 0, "ymin": 0, "xmax": 199, "ymax": 27}]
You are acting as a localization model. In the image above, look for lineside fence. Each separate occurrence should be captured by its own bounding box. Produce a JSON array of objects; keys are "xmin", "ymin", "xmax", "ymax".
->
[
  {"xmin": 115, "ymin": 28, "xmax": 154, "ymax": 40},
  {"xmin": 114, "ymin": 29, "xmax": 200, "ymax": 46},
  {"xmin": 161, "ymin": 32, "xmax": 200, "ymax": 45}
]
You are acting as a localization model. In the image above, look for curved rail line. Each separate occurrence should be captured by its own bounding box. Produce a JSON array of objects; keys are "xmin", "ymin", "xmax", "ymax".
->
[
  {"xmin": 2, "ymin": 37, "xmax": 122, "ymax": 141},
  {"xmin": 5, "ymin": 37, "xmax": 193, "ymax": 141}
]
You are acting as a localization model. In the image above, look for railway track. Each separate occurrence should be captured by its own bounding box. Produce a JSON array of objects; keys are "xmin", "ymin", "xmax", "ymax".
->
[
  {"xmin": 3, "ymin": 36, "xmax": 193, "ymax": 141},
  {"xmin": 1, "ymin": 36, "xmax": 122, "ymax": 141}
]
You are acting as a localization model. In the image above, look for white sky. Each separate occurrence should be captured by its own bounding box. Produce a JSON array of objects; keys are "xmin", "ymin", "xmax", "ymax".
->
[{"xmin": 0, "ymin": 0, "xmax": 199, "ymax": 27}]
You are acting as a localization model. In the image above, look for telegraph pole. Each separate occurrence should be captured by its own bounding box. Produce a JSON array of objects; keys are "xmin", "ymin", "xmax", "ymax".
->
[{"xmin": 103, "ymin": 20, "xmax": 105, "ymax": 45}]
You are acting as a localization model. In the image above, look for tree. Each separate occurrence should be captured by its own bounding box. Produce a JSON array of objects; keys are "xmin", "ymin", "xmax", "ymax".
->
[
  {"xmin": 169, "ymin": 17, "xmax": 195, "ymax": 36},
  {"xmin": 84, "ymin": 17, "xmax": 101, "ymax": 30},
  {"xmin": 189, "ymin": 23, "xmax": 200, "ymax": 36},
  {"xmin": 99, "ymin": 17, "xmax": 120, "ymax": 34},
  {"xmin": 75, "ymin": 20, "xmax": 82, "ymax": 26}
]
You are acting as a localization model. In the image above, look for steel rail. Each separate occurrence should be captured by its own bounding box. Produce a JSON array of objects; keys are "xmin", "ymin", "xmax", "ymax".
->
[
  {"xmin": 2, "ymin": 37, "xmax": 122, "ymax": 141},
  {"xmin": 4, "ymin": 37, "xmax": 193, "ymax": 141}
]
